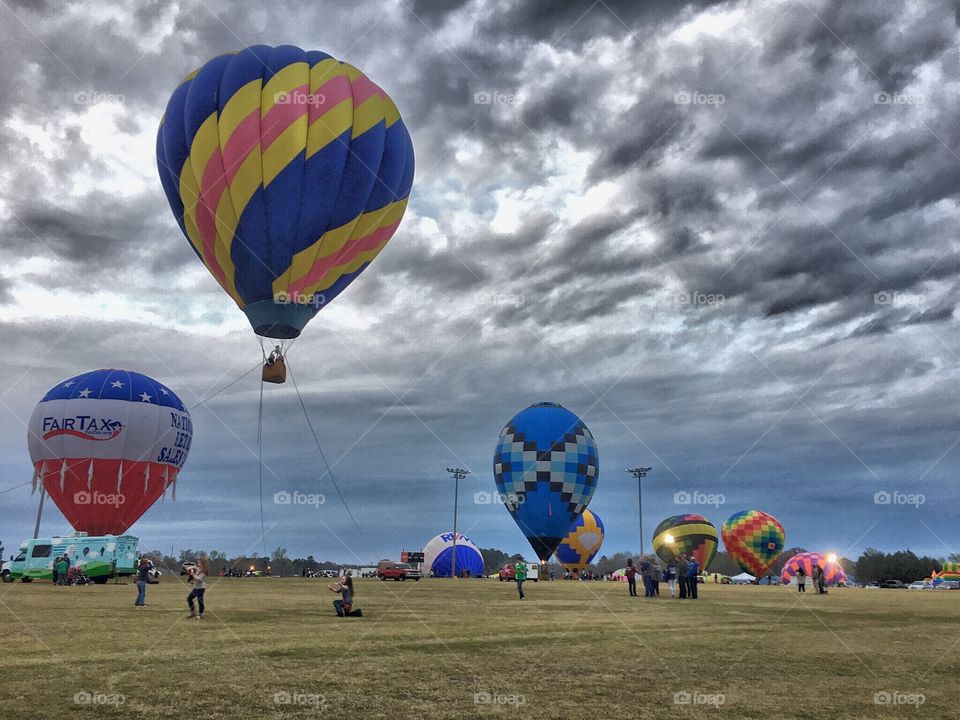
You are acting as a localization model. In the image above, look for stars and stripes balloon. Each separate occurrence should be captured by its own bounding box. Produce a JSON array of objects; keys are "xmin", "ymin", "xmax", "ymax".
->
[
  {"xmin": 157, "ymin": 45, "xmax": 415, "ymax": 339},
  {"xmin": 28, "ymin": 370, "xmax": 192, "ymax": 535},
  {"xmin": 652, "ymin": 514, "xmax": 718, "ymax": 571},
  {"xmin": 779, "ymin": 552, "xmax": 847, "ymax": 586},
  {"xmin": 493, "ymin": 402, "xmax": 599, "ymax": 562},
  {"xmin": 555, "ymin": 509, "xmax": 605, "ymax": 574},
  {"xmin": 721, "ymin": 510, "xmax": 786, "ymax": 578}
]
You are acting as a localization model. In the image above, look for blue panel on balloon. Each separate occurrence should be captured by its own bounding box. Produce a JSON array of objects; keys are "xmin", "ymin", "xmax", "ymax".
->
[
  {"xmin": 493, "ymin": 402, "xmax": 599, "ymax": 561},
  {"xmin": 431, "ymin": 546, "xmax": 485, "ymax": 578}
]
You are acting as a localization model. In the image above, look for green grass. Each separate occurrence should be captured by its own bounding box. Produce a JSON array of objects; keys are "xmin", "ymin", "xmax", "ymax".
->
[{"xmin": 0, "ymin": 577, "xmax": 956, "ymax": 718}]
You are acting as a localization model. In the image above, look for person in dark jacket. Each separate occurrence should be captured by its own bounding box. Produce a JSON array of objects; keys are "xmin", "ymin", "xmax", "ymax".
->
[
  {"xmin": 796, "ymin": 566, "xmax": 806, "ymax": 592},
  {"xmin": 677, "ymin": 555, "xmax": 690, "ymax": 599},
  {"xmin": 624, "ymin": 558, "xmax": 638, "ymax": 597},
  {"xmin": 651, "ymin": 560, "xmax": 663, "ymax": 597},
  {"xmin": 639, "ymin": 557, "xmax": 652, "ymax": 597},
  {"xmin": 664, "ymin": 562, "xmax": 677, "ymax": 598},
  {"xmin": 686, "ymin": 558, "xmax": 700, "ymax": 599},
  {"xmin": 135, "ymin": 557, "xmax": 151, "ymax": 606}
]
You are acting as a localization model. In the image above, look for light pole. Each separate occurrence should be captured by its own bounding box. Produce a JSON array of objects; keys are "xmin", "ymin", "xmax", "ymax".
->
[
  {"xmin": 446, "ymin": 467, "xmax": 470, "ymax": 579},
  {"xmin": 626, "ymin": 467, "xmax": 652, "ymax": 555}
]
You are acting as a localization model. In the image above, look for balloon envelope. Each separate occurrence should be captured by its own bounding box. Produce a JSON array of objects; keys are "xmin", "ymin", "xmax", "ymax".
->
[
  {"xmin": 422, "ymin": 532, "xmax": 484, "ymax": 578},
  {"xmin": 652, "ymin": 514, "xmax": 718, "ymax": 571},
  {"xmin": 28, "ymin": 370, "xmax": 192, "ymax": 535},
  {"xmin": 493, "ymin": 402, "xmax": 599, "ymax": 562},
  {"xmin": 780, "ymin": 552, "xmax": 847, "ymax": 585},
  {"xmin": 721, "ymin": 510, "xmax": 786, "ymax": 577},
  {"xmin": 555, "ymin": 509, "xmax": 605, "ymax": 573},
  {"xmin": 157, "ymin": 45, "xmax": 415, "ymax": 339}
]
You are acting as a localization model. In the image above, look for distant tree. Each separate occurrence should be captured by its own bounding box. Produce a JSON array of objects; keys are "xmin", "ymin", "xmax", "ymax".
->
[
  {"xmin": 708, "ymin": 552, "xmax": 741, "ymax": 576},
  {"xmin": 855, "ymin": 548, "xmax": 939, "ymax": 583},
  {"xmin": 479, "ymin": 547, "xmax": 512, "ymax": 575}
]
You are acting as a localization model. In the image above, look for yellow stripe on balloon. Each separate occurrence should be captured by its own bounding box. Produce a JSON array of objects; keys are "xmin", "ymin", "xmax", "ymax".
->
[
  {"xmin": 260, "ymin": 62, "xmax": 309, "ymax": 116},
  {"xmin": 218, "ymin": 78, "xmax": 261, "ymax": 140},
  {"xmin": 382, "ymin": 94, "xmax": 401, "ymax": 128},
  {"xmin": 298, "ymin": 199, "xmax": 408, "ymax": 298},
  {"xmin": 177, "ymin": 158, "xmax": 204, "ymax": 264},
  {"xmin": 262, "ymin": 122, "xmax": 306, "ymax": 188},
  {"xmin": 351, "ymin": 95, "xmax": 385, "ymax": 139},
  {"xmin": 212, "ymin": 193, "xmax": 243, "ymax": 307},
  {"xmin": 306, "ymin": 99, "xmax": 353, "ymax": 158},
  {"xmin": 309, "ymin": 57, "xmax": 341, "ymax": 91}
]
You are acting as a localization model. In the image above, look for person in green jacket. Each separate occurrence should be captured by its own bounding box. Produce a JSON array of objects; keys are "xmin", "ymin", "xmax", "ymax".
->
[
  {"xmin": 55, "ymin": 557, "xmax": 68, "ymax": 586},
  {"xmin": 514, "ymin": 561, "xmax": 527, "ymax": 600}
]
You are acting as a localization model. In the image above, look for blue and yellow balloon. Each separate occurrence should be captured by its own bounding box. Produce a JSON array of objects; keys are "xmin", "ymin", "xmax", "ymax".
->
[
  {"xmin": 157, "ymin": 45, "xmax": 415, "ymax": 339},
  {"xmin": 555, "ymin": 509, "xmax": 605, "ymax": 573}
]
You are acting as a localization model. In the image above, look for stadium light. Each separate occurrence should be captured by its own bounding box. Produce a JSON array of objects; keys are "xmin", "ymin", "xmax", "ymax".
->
[
  {"xmin": 446, "ymin": 467, "xmax": 471, "ymax": 579},
  {"xmin": 626, "ymin": 467, "xmax": 653, "ymax": 555}
]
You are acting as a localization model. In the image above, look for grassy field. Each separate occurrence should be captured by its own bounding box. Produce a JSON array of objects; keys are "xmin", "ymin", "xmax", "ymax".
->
[{"xmin": 0, "ymin": 576, "xmax": 956, "ymax": 719}]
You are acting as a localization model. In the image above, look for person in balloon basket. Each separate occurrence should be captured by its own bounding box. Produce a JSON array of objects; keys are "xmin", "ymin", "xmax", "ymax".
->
[
  {"xmin": 686, "ymin": 557, "xmax": 700, "ymax": 599},
  {"xmin": 186, "ymin": 558, "xmax": 208, "ymax": 619},
  {"xmin": 796, "ymin": 566, "xmax": 806, "ymax": 592},
  {"xmin": 515, "ymin": 560, "xmax": 527, "ymax": 599},
  {"xmin": 134, "ymin": 557, "xmax": 151, "ymax": 607}
]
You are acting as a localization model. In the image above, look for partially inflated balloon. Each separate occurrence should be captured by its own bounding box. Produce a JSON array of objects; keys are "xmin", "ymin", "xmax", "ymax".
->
[
  {"xmin": 493, "ymin": 402, "xmax": 599, "ymax": 562},
  {"xmin": 157, "ymin": 45, "xmax": 415, "ymax": 339},
  {"xmin": 938, "ymin": 561, "xmax": 960, "ymax": 582},
  {"xmin": 556, "ymin": 509, "xmax": 605, "ymax": 573},
  {"xmin": 28, "ymin": 370, "xmax": 192, "ymax": 535},
  {"xmin": 780, "ymin": 552, "xmax": 846, "ymax": 585},
  {"xmin": 721, "ymin": 510, "xmax": 786, "ymax": 577},
  {"xmin": 652, "ymin": 514, "xmax": 718, "ymax": 571}
]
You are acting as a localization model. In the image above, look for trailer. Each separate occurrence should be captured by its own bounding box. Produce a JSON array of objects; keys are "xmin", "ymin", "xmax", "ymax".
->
[{"xmin": 7, "ymin": 533, "xmax": 139, "ymax": 584}]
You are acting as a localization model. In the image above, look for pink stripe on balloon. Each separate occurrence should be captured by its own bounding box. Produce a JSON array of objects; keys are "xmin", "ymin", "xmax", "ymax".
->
[
  {"xmin": 349, "ymin": 73, "xmax": 384, "ymax": 107},
  {"xmin": 308, "ymin": 75, "xmax": 353, "ymax": 123},
  {"xmin": 196, "ymin": 148, "xmax": 228, "ymax": 285},
  {"xmin": 221, "ymin": 109, "xmax": 260, "ymax": 184},
  {"xmin": 288, "ymin": 220, "xmax": 400, "ymax": 294},
  {"xmin": 261, "ymin": 83, "xmax": 308, "ymax": 151}
]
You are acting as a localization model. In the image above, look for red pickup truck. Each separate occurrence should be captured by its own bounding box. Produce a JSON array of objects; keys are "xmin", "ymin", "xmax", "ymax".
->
[{"xmin": 376, "ymin": 561, "xmax": 422, "ymax": 581}]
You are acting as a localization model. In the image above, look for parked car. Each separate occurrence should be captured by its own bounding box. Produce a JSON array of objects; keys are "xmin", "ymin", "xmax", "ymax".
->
[
  {"xmin": 908, "ymin": 580, "xmax": 932, "ymax": 590},
  {"xmin": 880, "ymin": 579, "xmax": 907, "ymax": 588},
  {"xmin": 180, "ymin": 561, "xmax": 197, "ymax": 576},
  {"xmin": 498, "ymin": 564, "xmax": 515, "ymax": 581},
  {"xmin": 497, "ymin": 562, "xmax": 540, "ymax": 582},
  {"xmin": 1, "ymin": 559, "xmax": 11, "ymax": 582},
  {"xmin": 376, "ymin": 561, "xmax": 422, "ymax": 581},
  {"xmin": 934, "ymin": 580, "xmax": 960, "ymax": 590}
]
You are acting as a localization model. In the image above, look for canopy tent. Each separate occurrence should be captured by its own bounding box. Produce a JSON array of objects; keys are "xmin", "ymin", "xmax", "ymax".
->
[{"xmin": 730, "ymin": 572, "xmax": 756, "ymax": 583}]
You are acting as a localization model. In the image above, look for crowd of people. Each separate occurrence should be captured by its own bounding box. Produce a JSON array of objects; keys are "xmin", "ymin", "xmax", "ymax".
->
[
  {"xmin": 623, "ymin": 554, "xmax": 702, "ymax": 599},
  {"xmin": 795, "ymin": 564, "xmax": 828, "ymax": 594}
]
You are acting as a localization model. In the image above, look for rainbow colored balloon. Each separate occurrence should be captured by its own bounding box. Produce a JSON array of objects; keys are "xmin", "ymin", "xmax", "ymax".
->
[
  {"xmin": 721, "ymin": 510, "xmax": 786, "ymax": 577},
  {"xmin": 652, "ymin": 514, "xmax": 718, "ymax": 571},
  {"xmin": 934, "ymin": 561, "xmax": 960, "ymax": 583},
  {"xmin": 780, "ymin": 552, "xmax": 847, "ymax": 586},
  {"xmin": 157, "ymin": 45, "xmax": 415, "ymax": 339},
  {"xmin": 555, "ymin": 509, "xmax": 605, "ymax": 573}
]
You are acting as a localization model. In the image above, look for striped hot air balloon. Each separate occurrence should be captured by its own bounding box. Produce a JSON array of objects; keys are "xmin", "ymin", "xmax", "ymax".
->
[
  {"xmin": 652, "ymin": 514, "xmax": 718, "ymax": 571},
  {"xmin": 780, "ymin": 552, "xmax": 847, "ymax": 586},
  {"xmin": 157, "ymin": 45, "xmax": 415, "ymax": 339},
  {"xmin": 721, "ymin": 510, "xmax": 786, "ymax": 578},
  {"xmin": 555, "ymin": 509, "xmax": 605, "ymax": 574}
]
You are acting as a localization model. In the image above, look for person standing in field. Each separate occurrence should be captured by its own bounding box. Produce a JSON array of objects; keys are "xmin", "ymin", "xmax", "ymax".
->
[
  {"xmin": 55, "ymin": 556, "xmax": 68, "ymax": 586},
  {"xmin": 677, "ymin": 554, "xmax": 690, "ymax": 599},
  {"xmin": 651, "ymin": 560, "xmax": 663, "ymax": 597},
  {"xmin": 664, "ymin": 561, "xmax": 677, "ymax": 598},
  {"xmin": 796, "ymin": 566, "xmax": 806, "ymax": 592},
  {"xmin": 134, "ymin": 557, "xmax": 151, "ymax": 607},
  {"xmin": 686, "ymin": 557, "xmax": 700, "ymax": 599},
  {"xmin": 186, "ymin": 557, "xmax": 208, "ymax": 619},
  {"xmin": 515, "ymin": 560, "xmax": 527, "ymax": 599},
  {"xmin": 625, "ymin": 558, "xmax": 638, "ymax": 597}
]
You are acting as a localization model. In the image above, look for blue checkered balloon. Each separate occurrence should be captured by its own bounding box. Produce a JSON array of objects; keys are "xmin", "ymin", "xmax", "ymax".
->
[{"xmin": 493, "ymin": 402, "xmax": 599, "ymax": 561}]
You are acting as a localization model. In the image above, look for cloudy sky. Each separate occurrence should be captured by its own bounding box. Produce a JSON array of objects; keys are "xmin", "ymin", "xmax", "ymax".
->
[{"xmin": 1, "ymin": 0, "xmax": 958, "ymax": 564}]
